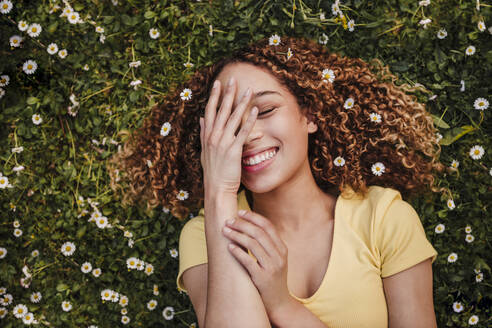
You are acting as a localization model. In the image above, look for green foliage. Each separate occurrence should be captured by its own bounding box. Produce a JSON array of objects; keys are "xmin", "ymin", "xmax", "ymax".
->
[{"xmin": 0, "ymin": 0, "xmax": 491, "ymax": 327}]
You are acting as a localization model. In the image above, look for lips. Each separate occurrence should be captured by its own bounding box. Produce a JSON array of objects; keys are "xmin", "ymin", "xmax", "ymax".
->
[{"xmin": 242, "ymin": 147, "xmax": 279, "ymax": 160}]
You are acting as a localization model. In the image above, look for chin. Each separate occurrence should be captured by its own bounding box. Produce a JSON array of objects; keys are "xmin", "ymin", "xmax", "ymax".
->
[{"xmin": 241, "ymin": 175, "xmax": 280, "ymax": 194}]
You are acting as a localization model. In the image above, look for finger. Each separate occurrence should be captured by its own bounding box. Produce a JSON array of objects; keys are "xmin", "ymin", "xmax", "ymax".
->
[
  {"xmin": 228, "ymin": 242, "xmax": 262, "ymax": 277},
  {"xmin": 223, "ymin": 225, "xmax": 271, "ymax": 269},
  {"xmin": 210, "ymin": 77, "xmax": 236, "ymax": 141},
  {"xmin": 222, "ymin": 87, "xmax": 253, "ymax": 139},
  {"xmin": 204, "ymin": 80, "xmax": 221, "ymax": 142},
  {"xmin": 232, "ymin": 106, "xmax": 258, "ymax": 148},
  {"xmin": 199, "ymin": 117, "xmax": 204, "ymax": 150},
  {"xmin": 238, "ymin": 211, "xmax": 287, "ymax": 256}
]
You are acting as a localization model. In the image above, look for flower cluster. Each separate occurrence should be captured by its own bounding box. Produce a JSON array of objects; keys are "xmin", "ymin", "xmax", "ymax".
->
[{"xmin": 126, "ymin": 257, "xmax": 155, "ymax": 275}]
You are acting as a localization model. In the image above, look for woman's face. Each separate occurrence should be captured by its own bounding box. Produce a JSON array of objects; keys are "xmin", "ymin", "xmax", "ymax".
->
[{"xmin": 215, "ymin": 62, "xmax": 318, "ymax": 193}]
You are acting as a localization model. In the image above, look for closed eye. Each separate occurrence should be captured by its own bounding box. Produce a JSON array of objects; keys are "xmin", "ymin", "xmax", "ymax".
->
[{"xmin": 259, "ymin": 108, "xmax": 276, "ymax": 116}]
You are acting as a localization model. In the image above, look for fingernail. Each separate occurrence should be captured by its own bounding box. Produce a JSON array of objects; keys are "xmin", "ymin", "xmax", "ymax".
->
[
  {"xmin": 245, "ymin": 88, "xmax": 251, "ymax": 97},
  {"xmin": 227, "ymin": 218, "xmax": 235, "ymax": 225},
  {"xmin": 238, "ymin": 210, "xmax": 247, "ymax": 216},
  {"xmin": 213, "ymin": 80, "xmax": 219, "ymax": 89},
  {"xmin": 228, "ymin": 77, "xmax": 234, "ymax": 86}
]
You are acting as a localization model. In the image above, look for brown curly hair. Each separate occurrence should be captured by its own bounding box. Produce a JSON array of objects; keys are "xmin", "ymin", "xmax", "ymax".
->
[{"xmin": 106, "ymin": 35, "xmax": 448, "ymax": 220}]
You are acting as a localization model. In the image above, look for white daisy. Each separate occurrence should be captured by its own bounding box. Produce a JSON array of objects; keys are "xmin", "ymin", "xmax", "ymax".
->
[
  {"xmin": 129, "ymin": 60, "xmax": 141, "ymax": 68},
  {"xmin": 435, "ymin": 223, "xmax": 445, "ymax": 233},
  {"xmin": 465, "ymin": 45, "xmax": 476, "ymax": 56},
  {"xmin": 12, "ymin": 220, "xmax": 19, "ymax": 228},
  {"xmin": 67, "ymin": 12, "xmax": 80, "ymax": 24},
  {"xmin": 18, "ymin": 20, "xmax": 28, "ymax": 31},
  {"xmin": 447, "ymin": 252, "xmax": 458, "ymax": 263},
  {"xmin": 177, "ymin": 190, "xmax": 189, "ymax": 200},
  {"xmin": 371, "ymin": 162, "xmax": 385, "ymax": 176},
  {"xmin": 477, "ymin": 21, "xmax": 486, "ymax": 32},
  {"xmin": 0, "ymin": 0, "xmax": 13, "ymax": 14},
  {"xmin": 447, "ymin": 199, "xmax": 455, "ymax": 210},
  {"xmin": 473, "ymin": 97, "xmax": 489, "ymax": 110},
  {"xmin": 13, "ymin": 228, "xmax": 22, "ymax": 237},
  {"xmin": 61, "ymin": 241, "xmax": 76, "ymax": 256},
  {"xmin": 437, "ymin": 28, "xmax": 447, "ymax": 39},
  {"xmin": 490, "ymin": 167, "xmax": 492, "ymax": 176},
  {"xmin": 180, "ymin": 88, "xmax": 192, "ymax": 101},
  {"xmin": 0, "ymin": 175, "xmax": 9, "ymax": 189},
  {"xmin": 121, "ymin": 308, "xmax": 128, "ymax": 315},
  {"xmin": 92, "ymin": 268, "xmax": 101, "ymax": 277},
  {"xmin": 22, "ymin": 312, "xmax": 34, "ymax": 324},
  {"xmin": 82, "ymin": 64, "xmax": 89, "ymax": 71},
  {"xmin": 30, "ymin": 292, "xmax": 41, "ymax": 303},
  {"xmin": 0, "ymin": 287, "xmax": 6, "ymax": 294},
  {"xmin": 343, "ymin": 97, "xmax": 354, "ymax": 109},
  {"xmin": 95, "ymin": 216, "xmax": 108, "ymax": 229},
  {"xmin": 1, "ymin": 293, "xmax": 12, "ymax": 305},
  {"xmin": 452, "ymin": 301, "xmax": 463, "ymax": 313},
  {"xmin": 121, "ymin": 315, "xmax": 130, "ymax": 324},
  {"xmin": 183, "ymin": 61, "xmax": 194, "ymax": 68},
  {"xmin": 331, "ymin": 2, "xmax": 341, "ymax": 16},
  {"xmin": 130, "ymin": 79, "xmax": 141, "ymax": 90},
  {"xmin": 475, "ymin": 272, "xmax": 483, "ymax": 282},
  {"xmin": 319, "ymin": 11, "xmax": 325, "ymax": 20},
  {"xmin": 95, "ymin": 26, "xmax": 104, "ymax": 33},
  {"xmin": 110, "ymin": 290, "xmax": 119, "ymax": 302},
  {"xmin": 153, "ymin": 284, "xmax": 159, "ymax": 295},
  {"xmin": 159, "ymin": 122, "xmax": 171, "ymax": 137},
  {"xmin": 419, "ymin": 18, "xmax": 431, "ymax": 29},
  {"xmin": 23, "ymin": 60, "xmax": 38, "ymax": 74},
  {"xmin": 209, "ymin": 24, "xmax": 213, "ymax": 37},
  {"xmin": 469, "ymin": 145, "xmax": 484, "ymax": 160},
  {"xmin": 0, "ymin": 75, "xmax": 9, "ymax": 86},
  {"xmin": 465, "ymin": 234, "xmax": 474, "ymax": 243},
  {"xmin": 0, "ymin": 88, "xmax": 4, "ymax": 99},
  {"xmin": 12, "ymin": 146, "xmax": 23, "ymax": 153},
  {"xmin": 468, "ymin": 315, "xmax": 479, "ymax": 325},
  {"xmin": 126, "ymin": 257, "xmax": 138, "ymax": 270},
  {"xmin": 162, "ymin": 306, "xmax": 175, "ymax": 320},
  {"xmin": 147, "ymin": 299, "xmax": 157, "ymax": 311},
  {"xmin": 347, "ymin": 19, "xmax": 355, "ymax": 32},
  {"xmin": 321, "ymin": 68, "xmax": 335, "ymax": 83},
  {"xmin": 145, "ymin": 263, "xmax": 154, "ymax": 276},
  {"xmin": 58, "ymin": 49, "xmax": 68, "ymax": 59},
  {"xmin": 134, "ymin": 260, "xmax": 145, "ymax": 272},
  {"xmin": 61, "ymin": 300, "xmax": 72, "ymax": 312},
  {"xmin": 31, "ymin": 249, "xmax": 39, "ymax": 257},
  {"xmin": 27, "ymin": 23, "xmax": 42, "ymax": 37},
  {"xmin": 460, "ymin": 79, "xmax": 465, "ymax": 92},
  {"xmin": 0, "ymin": 247, "xmax": 6, "ymax": 259},
  {"xmin": 162, "ymin": 207, "xmax": 170, "ymax": 214},
  {"xmin": 101, "ymin": 289, "xmax": 112, "ymax": 301},
  {"xmin": 81, "ymin": 262, "xmax": 92, "ymax": 273},
  {"xmin": 99, "ymin": 34, "xmax": 106, "ymax": 43},
  {"xmin": 450, "ymin": 160, "xmax": 459, "ymax": 169},
  {"xmin": 287, "ymin": 48, "xmax": 293, "ymax": 60},
  {"xmin": 13, "ymin": 304, "xmax": 28, "ymax": 318},
  {"xmin": 9, "ymin": 35, "xmax": 23, "ymax": 47},
  {"xmin": 32, "ymin": 113, "xmax": 42, "ymax": 125},
  {"xmin": 333, "ymin": 156, "xmax": 345, "ymax": 167},
  {"xmin": 268, "ymin": 34, "xmax": 281, "ymax": 46},
  {"xmin": 61, "ymin": 6, "xmax": 73, "ymax": 18},
  {"xmin": 419, "ymin": 0, "xmax": 430, "ymax": 6},
  {"xmin": 47, "ymin": 43, "xmax": 58, "ymax": 55},
  {"xmin": 128, "ymin": 239, "xmax": 134, "ymax": 248},
  {"xmin": 149, "ymin": 28, "xmax": 160, "ymax": 39},
  {"xmin": 465, "ymin": 225, "xmax": 472, "ymax": 233},
  {"xmin": 119, "ymin": 295, "xmax": 128, "ymax": 307},
  {"xmin": 319, "ymin": 33, "xmax": 328, "ymax": 45},
  {"xmin": 435, "ymin": 133, "xmax": 443, "ymax": 143},
  {"xmin": 169, "ymin": 248, "xmax": 178, "ymax": 258},
  {"xmin": 369, "ymin": 112, "xmax": 382, "ymax": 123}
]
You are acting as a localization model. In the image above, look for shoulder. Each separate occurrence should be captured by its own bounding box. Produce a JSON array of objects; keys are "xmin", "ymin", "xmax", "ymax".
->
[
  {"xmin": 341, "ymin": 184, "xmax": 403, "ymax": 215},
  {"xmin": 179, "ymin": 214, "xmax": 205, "ymax": 243}
]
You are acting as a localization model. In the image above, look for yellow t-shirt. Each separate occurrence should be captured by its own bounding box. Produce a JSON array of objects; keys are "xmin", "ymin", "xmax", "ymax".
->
[{"xmin": 176, "ymin": 185, "xmax": 438, "ymax": 328}]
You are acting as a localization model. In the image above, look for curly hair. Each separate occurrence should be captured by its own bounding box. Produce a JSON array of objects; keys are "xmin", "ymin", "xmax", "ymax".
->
[{"xmin": 106, "ymin": 35, "xmax": 448, "ymax": 220}]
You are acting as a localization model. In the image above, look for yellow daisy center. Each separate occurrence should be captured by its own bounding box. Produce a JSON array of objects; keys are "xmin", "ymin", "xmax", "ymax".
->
[
  {"xmin": 474, "ymin": 150, "xmax": 480, "ymax": 155},
  {"xmin": 99, "ymin": 219, "xmax": 104, "ymax": 224},
  {"xmin": 0, "ymin": 178, "xmax": 5, "ymax": 184},
  {"xmin": 479, "ymin": 101, "xmax": 484, "ymax": 106},
  {"xmin": 27, "ymin": 64, "xmax": 33, "ymax": 69},
  {"xmin": 66, "ymin": 246, "xmax": 71, "ymax": 251},
  {"xmin": 104, "ymin": 292, "xmax": 109, "ymax": 297},
  {"xmin": 0, "ymin": 250, "xmax": 4, "ymax": 255},
  {"xmin": 13, "ymin": 39, "xmax": 18, "ymax": 44},
  {"xmin": 32, "ymin": 27, "xmax": 37, "ymax": 32},
  {"xmin": 3, "ymin": 4, "xmax": 8, "ymax": 9},
  {"xmin": 18, "ymin": 308, "xmax": 24, "ymax": 314},
  {"xmin": 130, "ymin": 261, "xmax": 135, "ymax": 265}
]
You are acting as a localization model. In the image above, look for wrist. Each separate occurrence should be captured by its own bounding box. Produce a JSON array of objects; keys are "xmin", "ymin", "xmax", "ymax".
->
[{"xmin": 269, "ymin": 295, "xmax": 298, "ymax": 327}]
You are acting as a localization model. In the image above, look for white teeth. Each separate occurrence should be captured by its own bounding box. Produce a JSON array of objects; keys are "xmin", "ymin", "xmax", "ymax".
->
[{"xmin": 243, "ymin": 149, "xmax": 277, "ymax": 166}]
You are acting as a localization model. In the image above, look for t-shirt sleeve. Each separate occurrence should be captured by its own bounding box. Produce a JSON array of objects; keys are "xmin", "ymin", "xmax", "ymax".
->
[
  {"xmin": 176, "ymin": 211, "xmax": 208, "ymax": 294},
  {"xmin": 375, "ymin": 197, "xmax": 438, "ymax": 278}
]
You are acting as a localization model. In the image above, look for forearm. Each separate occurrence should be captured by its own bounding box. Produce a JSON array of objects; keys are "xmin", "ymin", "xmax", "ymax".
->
[
  {"xmin": 204, "ymin": 191, "xmax": 271, "ymax": 328},
  {"xmin": 270, "ymin": 296, "xmax": 327, "ymax": 328}
]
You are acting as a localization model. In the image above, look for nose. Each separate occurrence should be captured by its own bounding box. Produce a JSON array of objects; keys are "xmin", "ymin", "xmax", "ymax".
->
[{"xmin": 235, "ymin": 105, "xmax": 262, "ymax": 142}]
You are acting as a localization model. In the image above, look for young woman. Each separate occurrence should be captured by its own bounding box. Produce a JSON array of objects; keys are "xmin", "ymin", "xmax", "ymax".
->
[{"xmin": 108, "ymin": 36, "xmax": 447, "ymax": 327}]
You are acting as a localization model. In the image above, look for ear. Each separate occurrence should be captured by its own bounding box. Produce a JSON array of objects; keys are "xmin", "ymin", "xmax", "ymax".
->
[
  {"xmin": 307, "ymin": 120, "xmax": 318, "ymax": 133},
  {"xmin": 300, "ymin": 108, "xmax": 318, "ymax": 133}
]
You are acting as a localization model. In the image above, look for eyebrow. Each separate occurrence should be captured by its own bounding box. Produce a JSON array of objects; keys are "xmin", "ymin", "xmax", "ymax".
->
[{"xmin": 253, "ymin": 90, "xmax": 282, "ymax": 98}]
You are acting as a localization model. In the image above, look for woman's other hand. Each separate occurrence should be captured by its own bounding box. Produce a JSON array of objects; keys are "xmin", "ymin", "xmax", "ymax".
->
[
  {"xmin": 199, "ymin": 78, "xmax": 259, "ymax": 195},
  {"xmin": 222, "ymin": 209, "xmax": 292, "ymax": 321}
]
